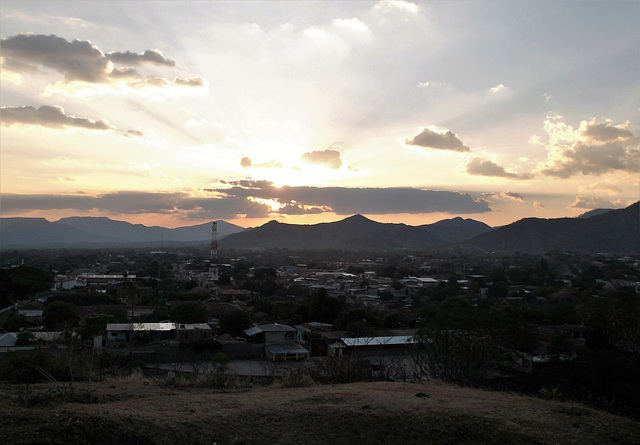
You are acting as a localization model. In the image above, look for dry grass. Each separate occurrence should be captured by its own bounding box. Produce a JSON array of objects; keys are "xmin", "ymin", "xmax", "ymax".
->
[{"xmin": 1, "ymin": 377, "xmax": 638, "ymax": 445}]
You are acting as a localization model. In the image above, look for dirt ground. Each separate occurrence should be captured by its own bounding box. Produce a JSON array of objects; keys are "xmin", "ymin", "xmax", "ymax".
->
[{"xmin": 1, "ymin": 376, "xmax": 639, "ymax": 445}]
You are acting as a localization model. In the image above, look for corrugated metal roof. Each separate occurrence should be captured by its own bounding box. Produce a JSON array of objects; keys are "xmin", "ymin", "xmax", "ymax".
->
[
  {"xmin": 106, "ymin": 323, "xmax": 175, "ymax": 331},
  {"xmin": 243, "ymin": 323, "xmax": 296, "ymax": 336},
  {"xmin": 266, "ymin": 344, "xmax": 310, "ymax": 355},
  {"xmin": 340, "ymin": 335, "xmax": 417, "ymax": 347},
  {"xmin": 176, "ymin": 323, "xmax": 211, "ymax": 330}
]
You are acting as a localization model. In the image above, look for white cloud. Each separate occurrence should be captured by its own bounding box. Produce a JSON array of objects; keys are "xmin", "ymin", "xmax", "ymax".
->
[
  {"xmin": 535, "ymin": 117, "xmax": 639, "ymax": 178},
  {"xmin": 571, "ymin": 196, "xmax": 629, "ymax": 210},
  {"xmin": 490, "ymin": 84, "xmax": 508, "ymax": 93}
]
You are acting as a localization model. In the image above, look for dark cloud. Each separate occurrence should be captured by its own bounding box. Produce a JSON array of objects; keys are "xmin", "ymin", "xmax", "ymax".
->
[
  {"xmin": 2, "ymin": 184, "xmax": 491, "ymax": 220},
  {"xmin": 582, "ymin": 122, "xmax": 634, "ymax": 142},
  {"xmin": 109, "ymin": 67, "xmax": 141, "ymax": 79},
  {"xmin": 301, "ymin": 149, "xmax": 343, "ymax": 169},
  {"xmin": 1, "ymin": 33, "xmax": 109, "ymax": 82},
  {"xmin": 466, "ymin": 157, "xmax": 532, "ymax": 180},
  {"xmin": 213, "ymin": 181, "xmax": 491, "ymax": 215},
  {"xmin": 1, "ymin": 105, "xmax": 113, "ymax": 130},
  {"xmin": 502, "ymin": 192, "xmax": 524, "ymax": 201},
  {"xmin": 278, "ymin": 204, "xmax": 325, "ymax": 215},
  {"xmin": 538, "ymin": 120, "xmax": 638, "ymax": 178},
  {"xmin": 1, "ymin": 191, "xmax": 270, "ymax": 220},
  {"xmin": 0, "ymin": 34, "xmax": 203, "ymax": 88},
  {"xmin": 107, "ymin": 49, "xmax": 175, "ymax": 66},
  {"xmin": 405, "ymin": 128, "xmax": 470, "ymax": 152},
  {"xmin": 240, "ymin": 157, "xmax": 253, "ymax": 168}
]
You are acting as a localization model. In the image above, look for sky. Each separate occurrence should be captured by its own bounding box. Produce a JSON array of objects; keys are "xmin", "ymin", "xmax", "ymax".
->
[{"xmin": 1, "ymin": 1, "xmax": 638, "ymax": 229}]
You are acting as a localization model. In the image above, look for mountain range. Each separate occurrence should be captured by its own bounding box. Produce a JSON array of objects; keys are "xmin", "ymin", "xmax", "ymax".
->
[
  {"xmin": 218, "ymin": 215, "xmax": 492, "ymax": 250},
  {"xmin": 0, "ymin": 217, "xmax": 244, "ymax": 249},
  {"xmin": 1, "ymin": 202, "xmax": 637, "ymax": 254}
]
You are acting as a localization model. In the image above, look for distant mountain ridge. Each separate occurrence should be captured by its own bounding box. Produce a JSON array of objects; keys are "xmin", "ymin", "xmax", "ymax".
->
[
  {"xmin": 219, "ymin": 214, "xmax": 493, "ymax": 251},
  {"xmin": 2, "ymin": 204, "xmax": 636, "ymax": 253},
  {"xmin": 577, "ymin": 208, "xmax": 613, "ymax": 219},
  {"xmin": 459, "ymin": 202, "xmax": 638, "ymax": 254},
  {"xmin": 0, "ymin": 217, "xmax": 244, "ymax": 249}
]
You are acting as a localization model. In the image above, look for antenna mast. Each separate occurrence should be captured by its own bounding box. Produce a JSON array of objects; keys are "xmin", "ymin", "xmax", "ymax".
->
[{"xmin": 209, "ymin": 221, "xmax": 219, "ymax": 282}]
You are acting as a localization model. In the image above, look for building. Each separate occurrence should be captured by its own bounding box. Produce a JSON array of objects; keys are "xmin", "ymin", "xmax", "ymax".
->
[
  {"xmin": 105, "ymin": 322, "xmax": 175, "ymax": 345},
  {"xmin": 243, "ymin": 323, "xmax": 310, "ymax": 361},
  {"xmin": 176, "ymin": 323, "xmax": 213, "ymax": 344}
]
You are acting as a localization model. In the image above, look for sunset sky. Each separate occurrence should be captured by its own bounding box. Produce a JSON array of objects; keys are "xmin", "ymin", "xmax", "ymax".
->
[{"xmin": 1, "ymin": 1, "xmax": 638, "ymax": 229}]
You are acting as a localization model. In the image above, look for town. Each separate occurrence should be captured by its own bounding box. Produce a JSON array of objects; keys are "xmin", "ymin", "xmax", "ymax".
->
[{"xmin": 1, "ymin": 246, "xmax": 639, "ymax": 418}]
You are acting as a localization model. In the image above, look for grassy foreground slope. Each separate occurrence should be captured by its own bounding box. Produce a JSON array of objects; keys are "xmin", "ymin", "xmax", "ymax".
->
[{"xmin": 1, "ymin": 379, "xmax": 638, "ymax": 445}]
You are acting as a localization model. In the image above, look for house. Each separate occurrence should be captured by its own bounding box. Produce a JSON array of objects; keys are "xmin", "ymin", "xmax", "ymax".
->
[
  {"xmin": 176, "ymin": 323, "xmax": 213, "ymax": 344},
  {"xmin": 243, "ymin": 323, "xmax": 310, "ymax": 361},
  {"xmin": 105, "ymin": 322, "xmax": 175, "ymax": 345}
]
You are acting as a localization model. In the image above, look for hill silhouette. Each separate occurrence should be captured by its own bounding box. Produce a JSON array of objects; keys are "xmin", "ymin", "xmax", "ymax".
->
[
  {"xmin": 219, "ymin": 214, "xmax": 492, "ymax": 250},
  {"xmin": 460, "ymin": 202, "xmax": 639, "ymax": 254},
  {"xmin": 0, "ymin": 217, "xmax": 244, "ymax": 249}
]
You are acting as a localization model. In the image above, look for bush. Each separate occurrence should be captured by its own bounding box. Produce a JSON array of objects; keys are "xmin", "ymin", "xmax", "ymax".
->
[{"xmin": 280, "ymin": 364, "xmax": 314, "ymax": 388}]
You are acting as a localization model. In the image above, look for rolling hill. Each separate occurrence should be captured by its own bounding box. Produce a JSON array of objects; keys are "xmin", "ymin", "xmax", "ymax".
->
[
  {"xmin": 219, "ymin": 214, "xmax": 492, "ymax": 251},
  {"xmin": 459, "ymin": 201, "xmax": 639, "ymax": 254}
]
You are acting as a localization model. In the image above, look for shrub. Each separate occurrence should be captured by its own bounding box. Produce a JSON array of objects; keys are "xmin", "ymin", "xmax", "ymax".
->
[{"xmin": 280, "ymin": 364, "xmax": 314, "ymax": 388}]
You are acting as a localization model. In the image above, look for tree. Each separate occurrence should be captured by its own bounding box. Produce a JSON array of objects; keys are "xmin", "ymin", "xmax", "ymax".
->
[
  {"xmin": 169, "ymin": 301, "xmax": 209, "ymax": 323},
  {"xmin": 43, "ymin": 300, "xmax": 77, "ymax": 329},
  {"xmin": 413, "ymin": 329, "xmax": 505, "ymax": 387},
  {"xmin": 219, "ymin": 308, "xmax": 251, "ymax": 336},
  {"xmin": 2, "ymin": 312, "xmax": 30, "ymax": 332},
  {"xmin": 16, "ymin": 331, "xmax": 36, "ymax": 346},
  {"xmin": 78, "ymin": 313, "xmax": 117, "ymax": 339},
  {"xmin": 217, "ymin": 272, "xmax": 232, "ymax": 286}
]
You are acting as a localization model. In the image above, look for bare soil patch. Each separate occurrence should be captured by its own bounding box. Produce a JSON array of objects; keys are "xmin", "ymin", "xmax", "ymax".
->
[{"xmin": 1, "ymin": 378, "xmax": 638, "ymax": 445}]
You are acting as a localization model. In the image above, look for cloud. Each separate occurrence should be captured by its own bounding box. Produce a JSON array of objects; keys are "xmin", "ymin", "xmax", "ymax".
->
[
  {"xmin": 125, "ymin": 129, "xmax": 144, "ymax": 138},
  {"xmin": 465, "ymin": 157, "xmax": 532, "ymax": 180},
  {"xmin": 533, "ymin": 202, "xmax": 545, "ymax": 210},
  {"xmin": 1, "ymin": 191, "xmax": 271, "ymax": 219},
  {"xmin": 405, "ymin": 127, "xmax": 470, "ymax": 152},
  {"xmin": 490, "ymin": 84, "xmax": 508, "ymax": 93},
  {"xmin": 301, "ymin": 149, "xmax": 343, "ymax": 169},
  {"xmin": 536, "ymin": 117, "xmax": 639, "ymax": 178},
  {"xmin": 482, "ymin": 191, "xmax": 525, "ymax": 202},
  {"xmin": 1, "ymin": 105, "xmax": 113, "ymax": 130},
  {"xmin": 173, "ymin": 77, "xmax": 206, "ymax": 87},
  {"xmin": 239, "ymin": 157, "xmax": 283, "ymax": 169},
  {"xmin": 212, "ymin": 180, "xmax": 491, "ymax": 215},
  {"xmin": 570, "ymin": 196, "xmax": 628, "ymax": 210},
  {"xmin": 502, "ymin": 192, "xmax": 524, "ymax": 201},
  {"xmin": 106, "ymin": 49, "xmax": 175, "ymax": 66},
  {"xmin": 0, "ymin": 33, "xmax": 202, "ymax": 89},
  {"xmin": 581, "ymin": 122, "xmax": 635, "ymax": 142},
  {"xmin": 278, "ymin": 204, "xmax": 325, "ymax": 215},
  {"xmin": 580, "ymin": 181, "xmax": 622, "ymax": 195},
  {"xmin": 1, "ymin": 33, "xmax": 110, "ymax": 82}
]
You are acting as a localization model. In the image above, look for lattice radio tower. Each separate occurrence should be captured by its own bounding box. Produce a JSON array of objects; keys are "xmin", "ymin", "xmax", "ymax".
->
[{"xmin": 209, "ymin": 221, "xmax": 219, "ymax": 281}]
